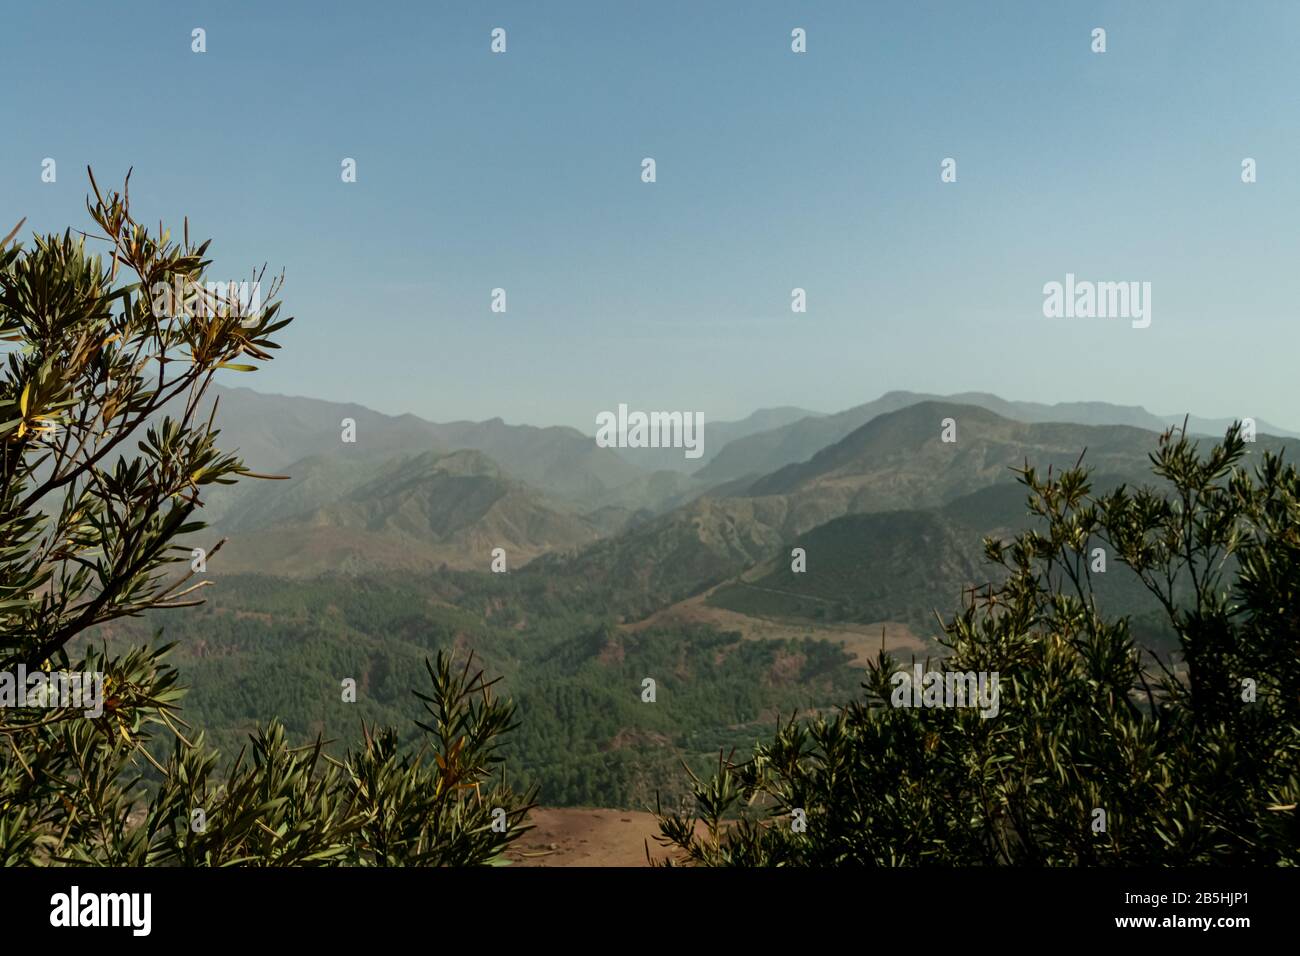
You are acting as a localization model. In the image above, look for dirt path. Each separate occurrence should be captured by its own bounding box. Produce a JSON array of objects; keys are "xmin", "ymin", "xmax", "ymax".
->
[{"xmin": 505, "ymin": 807, "xmax": 699, "ymax": 867}]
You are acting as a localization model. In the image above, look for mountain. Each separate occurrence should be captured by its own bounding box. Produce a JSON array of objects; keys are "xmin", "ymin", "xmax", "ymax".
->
[
  {"xmin": 705, "ymin": 477, "xmax": 1171, "ymax": 639},
  {"xmin": 737, "ymin": 401, "xmax": 1159, "ymax": 516},
  {"xmin": 695, "ymin": 390, "xmax": 1298, "ymax": 484},
  {"xmin": 190, "ymin": 385, "xmax": 703, "ymax": 523},
  {"xmin": 611, "ymin": 406, "xmax": 823, "ymax": 473},
  {"xmin": 196, "ymin": 385, "xmax": 437, "ymax": 471},
  {"xmin": 420, "ymin": 417, "xmax": 651, "ymax": 502},
  {"xmin": 212, "ymin": 449, "xmax": 602, "ymax": 575},
  {"xmin": 532, "ymin": 401, "xmax": 1296, "ymax": 621},
  {"xmin": 696, "ymin": 392, "xmax": 934, "ymax": 484},
  {"xmin": 214, "ymin": 453, "xmax": 401, "ymax": 532},
  {"xmin": 197, "ymin": 385, "xmax": 651, "ymax": 501}
]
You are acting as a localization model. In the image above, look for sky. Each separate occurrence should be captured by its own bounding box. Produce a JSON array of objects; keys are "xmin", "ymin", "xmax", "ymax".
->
[{"xmin": 3, "ymin": 0, "xmax": 1298, "ymax": 431}]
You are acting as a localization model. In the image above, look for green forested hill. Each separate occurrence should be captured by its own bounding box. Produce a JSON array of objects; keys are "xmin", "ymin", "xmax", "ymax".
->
[
  {"xmin": 86, "ymin": 572, "xmax": 862, "ymax": 809},
  {"xmin": 707, "ymin": 476, "xmax": 1185, "ymax": 655},
  {"xmin": 707, "ymin": 507, "xmax": 989, "ymax": 631}
]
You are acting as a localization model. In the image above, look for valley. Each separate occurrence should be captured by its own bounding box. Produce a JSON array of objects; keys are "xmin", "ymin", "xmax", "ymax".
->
[{"xmin": 89, "ymin": 385, "xmax": 1295, "ymax": 813}]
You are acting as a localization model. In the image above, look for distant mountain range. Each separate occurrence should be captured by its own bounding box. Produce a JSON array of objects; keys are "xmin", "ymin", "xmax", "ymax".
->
[{"xmin": 196, "ymin": 385, "xmax": 1295, "ymax": 612}]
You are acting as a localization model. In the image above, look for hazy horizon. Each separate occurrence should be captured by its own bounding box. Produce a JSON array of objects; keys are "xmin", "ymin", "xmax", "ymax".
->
[{"xmin": 215, "ymin": 380, "xmax": 1298, "ymax": 437}]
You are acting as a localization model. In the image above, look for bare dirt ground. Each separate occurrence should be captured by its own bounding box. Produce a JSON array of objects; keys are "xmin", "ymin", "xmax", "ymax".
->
[
  {"xmin": 505, "ymin": 807, "xmax": 703, "ymax": 867},
  {"xmin": 622, "ymin": 585, "xmax": 931, "ymax": 665}
]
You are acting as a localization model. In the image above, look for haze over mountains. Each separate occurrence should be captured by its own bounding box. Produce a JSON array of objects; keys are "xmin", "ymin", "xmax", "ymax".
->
[
  {"xmin": 215, "ymin": 449, "xmax": 604, "ymax": 574},
  {"xmin": 199, "ymin": 386, "xmax": 653, "ymax": 510},
  {"xmin": 201, "ymin": 384, "xmax": 1295, "ymax": 615}
]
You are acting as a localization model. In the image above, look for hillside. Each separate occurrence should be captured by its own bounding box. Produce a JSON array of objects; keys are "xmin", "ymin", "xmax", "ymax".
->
[
  {"xmin": 192, "ymin": 385, "xmax": 684, "ymax": 516},
  {"xmin": 705, "ymin": 477, "xmax": 1178, "ymax": 651},
  {"xmin": 707, "ymin": 507, "xmax": 990, "ymax": 632},
  {"xmin": 212, "ymin": 449, "xmax": 603, "ymax": 574}
]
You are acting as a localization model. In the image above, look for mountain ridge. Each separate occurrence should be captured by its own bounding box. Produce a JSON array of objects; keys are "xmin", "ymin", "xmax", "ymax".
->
[{"xmin": 695, "ymin": 389, "xmax": 1298, "ymax": 484}]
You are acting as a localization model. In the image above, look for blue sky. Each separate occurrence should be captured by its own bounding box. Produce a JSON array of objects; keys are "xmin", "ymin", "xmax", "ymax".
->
[{"xmin": 4, "ymin": 1, "xmax": 1298, "ymax": 430}]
